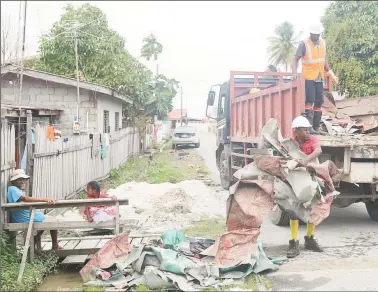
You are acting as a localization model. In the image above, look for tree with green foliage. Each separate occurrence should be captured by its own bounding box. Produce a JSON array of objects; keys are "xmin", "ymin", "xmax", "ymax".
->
[
  {"xmin": 265, "ymin": 64, "xmax": 280, "ymax": 72},
  {"xmin": 140, "ymin": 33, "xmax": 178, "ymax": 120},
  {"xmin": 140, "ymin": 33, "xmax": 163, "ymax": 62},
  {"xmin": 267, "ymin": 21, "xmax": 302, "ymax": 71},
  {"xmin": 322, "ymin": 1, "xmax": 378, "ymax": 98},
  {"xmin": 145, "ymin": 75, "xmax": 180, "ymax": 120},
  {"xmin": 36, "ymin": 4, "xmax": 179, "ymax": 121}
]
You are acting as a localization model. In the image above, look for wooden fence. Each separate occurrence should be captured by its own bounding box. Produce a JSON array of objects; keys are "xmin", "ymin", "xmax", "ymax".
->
[
  {"xmin": 1, "ymin": 122, "xmax": 16, "ymax": 229},
  {"xmin": 32, "ymin": 124, "xmax": 142, "ymax": 200}
]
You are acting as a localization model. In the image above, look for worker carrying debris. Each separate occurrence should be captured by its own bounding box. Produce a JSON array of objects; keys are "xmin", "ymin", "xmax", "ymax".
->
[
  {"xmin": 292, "ymin": 24, "xmax": 339, "ymax": 135},
  {"xmin": 288, "ymin": 116, "xmax": 323, "ymax": 258}
]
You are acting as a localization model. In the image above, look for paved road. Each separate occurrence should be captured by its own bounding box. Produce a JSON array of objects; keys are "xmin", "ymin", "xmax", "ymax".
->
[{"xmin": 197, "ymin": 129, "xmax": 378, "ymax": 291}]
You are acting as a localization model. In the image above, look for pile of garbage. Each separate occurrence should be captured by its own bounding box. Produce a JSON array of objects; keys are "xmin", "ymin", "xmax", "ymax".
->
[
  {"xmin": 320, "ymin": 115, "xmax": 378, "ymax": 136},
  {"xmin": 320, "ymin": 94, "xmax": 378, "ymax": 136},
  {"xmin": 79, "ymin": 230, "xmax": 282, "ymax": 291},
  {"xmin": 232, "ymin": 118, "xmax": 342, "ymax": 225}
]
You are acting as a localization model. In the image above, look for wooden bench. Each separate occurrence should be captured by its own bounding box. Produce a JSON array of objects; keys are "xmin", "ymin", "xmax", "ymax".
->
[{"xmin": 2, "ymin": 198, "xmax": 135, "ymax": 280}]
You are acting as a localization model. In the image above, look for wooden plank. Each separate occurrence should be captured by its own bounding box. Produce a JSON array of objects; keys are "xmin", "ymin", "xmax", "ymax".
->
[
  {"xmin": 56, "ymin": 247, "xmax": 100, "ymax": 258},
  {"xmin": 131, "ymin": 237, "xmax": 143, "ymax": 246},
  {"xmin": 61, "ymin": 239, "xmax": 100, "ymax": 265},
  {"xmin": 2, "ymin": 198, "xmax": 129, "ymax": 211},
  {"xmin": 5, "ymin": 219, "xmax": 138, "ymax": 231},
  {"xmin": 43, "ymin": 242, "xmax": 52, "ymax": 250},
  {"xmin": 18, "ymin": 208, "xmax": 35, "ymax": 282},
  {"xmin": 0, "ymin": 161, "xmax": 16, "ymax": 171},
  {"xmin": 62, "ymin": 240, "xmax": 80, "ymax": 250},
  {"xmin": 42, "ymin": 235, "xmax": 115, "ymax": 242},
  {"xmin": 115, "ymin": 201, "xmax": 120, "ymax": 235},
  {"xmin": 58, "ymin": 240, "xmax": 69, "ymax": 248},
  {"xmin": 96, "ymin": 239, "xmax": 109, "ymax": 249},
  {"xmin": 61, "ymin": 254, "xmax": 89, "ymax": 265}
]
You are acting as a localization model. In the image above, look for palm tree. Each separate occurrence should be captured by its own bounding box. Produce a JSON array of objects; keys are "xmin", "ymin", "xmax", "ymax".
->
[
  {"xmin": 265, "ymin": 64, "xmax": 279, "ymax": 72},
  {"xmin": 267, "ymin": 22, "xmax": 302, "ymax": 72},
  {"xmin": 140, "ymin": 33, "xmax": 163, "ymax": 75}
]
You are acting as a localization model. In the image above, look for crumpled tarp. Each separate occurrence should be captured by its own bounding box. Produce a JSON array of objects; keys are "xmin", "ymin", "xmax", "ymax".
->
[
  {"xmin": 80, "ymin": 229, "xmax": 280, "ymax": 291},
  {"xmin": 231, "ymin": 118, "xmax": 341, "ymax": 226},
  {"xmin": 80, "ymin": 232, "xmax": 131, "ymax": 282}
]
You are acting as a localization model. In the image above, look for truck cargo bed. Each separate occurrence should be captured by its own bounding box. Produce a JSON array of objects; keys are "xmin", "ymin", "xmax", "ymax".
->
[{"xmin": 318, "ymin": 135, "xmax": 378, "ymax": 147}]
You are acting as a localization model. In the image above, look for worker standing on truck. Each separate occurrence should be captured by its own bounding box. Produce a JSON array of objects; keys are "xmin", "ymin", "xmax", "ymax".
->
[
  {"xmin": 292, "ymin": 24, "xmax": 339, "ymax": 134},
  {"xmin": 288, "ymin": 115, "xmax": 323, "ymax": 258}
]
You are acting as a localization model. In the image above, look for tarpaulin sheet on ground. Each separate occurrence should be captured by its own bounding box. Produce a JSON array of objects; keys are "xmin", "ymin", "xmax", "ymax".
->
[{"xmin": 80, "ymin": 230, "xmax": 281, "ymax": 291}]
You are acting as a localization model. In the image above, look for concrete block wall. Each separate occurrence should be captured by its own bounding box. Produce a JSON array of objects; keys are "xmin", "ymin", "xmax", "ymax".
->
[{"xmin": 1, "ymin": 75, "xmax": 100, "ymax": 136}]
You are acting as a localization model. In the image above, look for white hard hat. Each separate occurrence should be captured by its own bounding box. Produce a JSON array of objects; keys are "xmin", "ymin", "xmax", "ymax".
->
[
  {"xmin": 292, "ymin": 116, "xmax": 312, "ymax": 129},
  {"xmin": 309, "ymin": 24, "xmax": 323, "ymax": 35}
]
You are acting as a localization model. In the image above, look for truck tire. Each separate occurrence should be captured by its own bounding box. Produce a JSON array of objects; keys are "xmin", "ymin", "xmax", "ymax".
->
[
  {"xmin": 365, "ymin": 201, "xmax": 378, "ymax": 222},
  {"xmin": 220, "ymin": 150, "xmax": 231, "ymax": 190},
  {"xmin": 269, "ymin": 204, "xmax": 290, "ymax": 226}
]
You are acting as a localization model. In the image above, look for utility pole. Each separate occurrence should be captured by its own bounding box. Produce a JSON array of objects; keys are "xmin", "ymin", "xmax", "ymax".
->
[
  {"xmin": 73, "ymin": 24, "xmax": 80, "ymax": 123},
  {"xmin": 17, "ymin": 0, "xmax": 27, "ymax": 168},
  {"xmin": 180, "ymin": 86, "xmax": 183, "ymax": 126},
  {"xmin": 26, "ymin": 110, "xmax": 33, "ymax": 197}
]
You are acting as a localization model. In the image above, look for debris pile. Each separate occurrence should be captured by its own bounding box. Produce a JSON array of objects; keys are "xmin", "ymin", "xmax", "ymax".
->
[
  {"xmin": 79, "ymin": 230, "xmax": 281, "ymax": 291},
  {"xmin": 320, "ymin": 115, "xmax": 378, "ymax": 136},
  {"xmin": 320, "ymin": 94, "xmax": 378, "ymax": 136},
  {"xmin": 232, "ymin": 118, "xmax": 341, "ymax": 225}
]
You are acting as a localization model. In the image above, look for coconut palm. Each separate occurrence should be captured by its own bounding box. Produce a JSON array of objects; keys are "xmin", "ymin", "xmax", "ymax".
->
[
  {"xmin": 267, "ymin": 22, "xmax": 302, "ymax": 72},
  {"xmin": 265, "ymin": 64, "xmax": 279, "ymax": 72},
  {"xmin": 140, "ymin": 33, "xmax": 163, "ymax": 75}
]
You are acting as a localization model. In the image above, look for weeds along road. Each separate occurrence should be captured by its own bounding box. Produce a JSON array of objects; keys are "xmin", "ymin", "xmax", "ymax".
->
[{"xmin": 196, "ymin": 128, "xmax": 378, "ymax": 291}]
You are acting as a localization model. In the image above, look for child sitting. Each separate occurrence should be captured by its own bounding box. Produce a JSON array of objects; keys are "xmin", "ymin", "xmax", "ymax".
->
[{"xmin": 83, "ymin": 181, "xmax": 117, "ymax": 223}]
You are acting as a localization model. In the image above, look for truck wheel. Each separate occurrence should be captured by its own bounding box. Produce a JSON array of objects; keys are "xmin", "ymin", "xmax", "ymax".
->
[
  {"xmin": 220, "ymin": 150, "xmax": 231, "ymax": 190},
  {"xmin": 269, "ymin": 204, "xmax": 290, "ymax": 226},
  {"xmin": 366, "ymin": 201, "xmax": 378, "ymax": 222}
]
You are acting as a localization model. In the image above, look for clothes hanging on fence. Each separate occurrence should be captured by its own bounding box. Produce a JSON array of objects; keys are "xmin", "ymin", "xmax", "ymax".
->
[
  {"xmin": 101, "ymin": 134, "xmax": 107, "ymax": 159},
  {"xmin": 91, "ymin": 133, "xmax": 101, "ymax": 158},
  {"xmin": 21, "ymin": 127, "xmax": 36, "ymax": 172},
  {"xmin": 46, "ymin": 125, "xmax": 55, "ymax": 141}
]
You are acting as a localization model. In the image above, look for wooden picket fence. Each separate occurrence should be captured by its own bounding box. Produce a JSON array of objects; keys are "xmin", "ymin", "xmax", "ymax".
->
[
  {"xmin": 0, "ymin": 122, "xmax": 16, "ymax": 228},
  {"xmin": 32, "ymin": 124, "xmax": 142, "ymax": 201}
]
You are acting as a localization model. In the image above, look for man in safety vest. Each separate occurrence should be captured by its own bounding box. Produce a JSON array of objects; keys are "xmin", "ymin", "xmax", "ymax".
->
[
  {"xmin": 292, "ymin": 24, "xmax": 339, "ymax": 134},
  {"xmin": 288, "ymin": 115, "xmax": 323, "ymax": 258}
]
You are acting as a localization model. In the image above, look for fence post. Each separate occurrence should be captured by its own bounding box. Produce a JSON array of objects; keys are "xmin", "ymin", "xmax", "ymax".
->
[{"xmin": 26, "ymin": 110, "xmax": 33, "ymax": 197}]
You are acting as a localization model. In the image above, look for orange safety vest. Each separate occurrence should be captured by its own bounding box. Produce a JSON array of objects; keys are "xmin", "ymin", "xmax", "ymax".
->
[{"xmin": 301, "ymin": 38, "xmax": 326, "ymax": 81}]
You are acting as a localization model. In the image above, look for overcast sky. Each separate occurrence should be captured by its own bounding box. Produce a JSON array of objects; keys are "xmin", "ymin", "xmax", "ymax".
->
[{"xmin": 1, "ymin": 1, "xmax": 331, "ymax": 118}]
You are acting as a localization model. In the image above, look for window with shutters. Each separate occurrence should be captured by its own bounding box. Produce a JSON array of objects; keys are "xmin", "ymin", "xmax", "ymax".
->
[
  {"xmin": 103, "ymin": 110, "xmax": 110, "ymax": 133},
  {"xmin": 115, "ymin": 112, "xmax": 119, "ymax": 131}
]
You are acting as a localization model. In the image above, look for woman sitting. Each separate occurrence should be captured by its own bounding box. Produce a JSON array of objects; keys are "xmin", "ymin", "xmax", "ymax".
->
[{"xmin": 83, "ymin": 181, "xmax": 117, "ymax": 223}]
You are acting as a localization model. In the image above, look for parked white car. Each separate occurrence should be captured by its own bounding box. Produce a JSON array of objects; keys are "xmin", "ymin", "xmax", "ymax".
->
[{"xmin": 172, "ymin": 126, "xmax": 200, "ymax": 149}]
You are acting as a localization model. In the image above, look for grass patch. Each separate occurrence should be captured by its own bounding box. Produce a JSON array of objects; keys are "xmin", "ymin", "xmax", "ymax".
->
[
  {"xmin": 183, "ymin": 216, "xmax": 227, "ymax": 239},
  {"xmin": 82, "ymin": 286, "xmax": 106, "ymax": 292},
  {"xmin": 105, "ymin": 141, "xmax": 210, "ymax": 189},
  {"xmin": 1, "ymin": 233, "xmax": 59, "ymax": 292}
]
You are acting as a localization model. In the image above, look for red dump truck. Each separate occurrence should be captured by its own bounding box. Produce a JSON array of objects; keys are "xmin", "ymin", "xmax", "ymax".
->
[{"xmin": 206, "ymin": 71, "xmax": 378, "ymax": 224}]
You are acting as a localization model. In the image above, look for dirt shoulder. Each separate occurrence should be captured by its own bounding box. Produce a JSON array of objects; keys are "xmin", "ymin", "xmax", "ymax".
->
[{"xmin": 105, "ymin": 141, "xmax": 211, "ymax": 189}]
